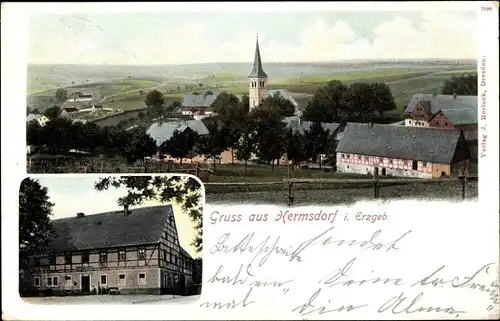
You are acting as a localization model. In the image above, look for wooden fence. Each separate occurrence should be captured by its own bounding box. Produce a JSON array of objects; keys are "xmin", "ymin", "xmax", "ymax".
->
[{"xmin": 204, "ymin": 176, "xmax": 478, "ymax": 206}]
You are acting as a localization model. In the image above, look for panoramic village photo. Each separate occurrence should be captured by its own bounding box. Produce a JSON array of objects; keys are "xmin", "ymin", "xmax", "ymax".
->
[
  {"xmin": 26, "ymin": 9, "xmax": 478, "ymax": 206},
  {"xmin": 19, "ymin": 175, "xmax": 203, "ymax": 304}
]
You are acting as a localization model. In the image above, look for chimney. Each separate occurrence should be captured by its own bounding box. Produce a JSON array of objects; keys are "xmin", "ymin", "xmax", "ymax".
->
[
  {"xmin": 77, "ymin": 212, "xmax": 85, "ymax": 218},
  {"xmin": 124, "ymin": 204, "xmax": 130, "ymax": 216}
]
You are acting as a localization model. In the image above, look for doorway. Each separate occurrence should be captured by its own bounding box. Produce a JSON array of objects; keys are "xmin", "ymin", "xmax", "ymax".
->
[
  {"xmin": 81, "ymin": 275, "xmax": 90, "ymax": 294},
  {"xmin": 374, "ymin": 167, "xmax": 379, "ymax": 176},
  {"xmin": 381, "ymin": 168, "xmax": 386, "ymax": 176}
]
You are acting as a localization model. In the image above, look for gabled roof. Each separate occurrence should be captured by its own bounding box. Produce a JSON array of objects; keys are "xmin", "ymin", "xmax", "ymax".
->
[
  {"xmin": 437, "ymin": 108, "xmax": 477, "ymax": 125},
  {"xmin": 44, "ymin": 205, "xmax": 175, "ymax": 254},
  {"xmin": 146, "ymin": 119, "xmax": 210, "ymax": 147},
  {"xmin": 248, "ymin": 37, "xmax": 268, "ymax": 78},
  {"xmin": 336, "ymin": 122, "xmax": 463, "ymax": 164},
  {"xmin": 268, "ymin": 89, "xmax": 299, "ymax": 108},
  {"xmin": 26, "ymin": 114, "xmax": 47, "ymax": 122},
  {"xmin": 182, "ymin": 92, "xmax": 219, "ymax": 108},
  {"xmin": 404, "ymin": 94, "xmax": 477, "ymax": 114},
  {"xmin": 62, "ymin": 107, "xmax": 79, "ymax": 113},
  {"xmin": 283, "ymin": 116, "xmax": 340, "ymax": 135}
]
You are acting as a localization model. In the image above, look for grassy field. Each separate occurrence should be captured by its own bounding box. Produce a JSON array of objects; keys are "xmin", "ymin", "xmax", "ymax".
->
[{"xmin": 27, "ymin": 63, "xmax": 477, "ymax": 124}]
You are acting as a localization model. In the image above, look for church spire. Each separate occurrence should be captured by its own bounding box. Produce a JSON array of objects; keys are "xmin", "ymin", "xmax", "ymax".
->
[{"xmin": 248, "ymin": 34, "xmax": 268, "ymax": 78}]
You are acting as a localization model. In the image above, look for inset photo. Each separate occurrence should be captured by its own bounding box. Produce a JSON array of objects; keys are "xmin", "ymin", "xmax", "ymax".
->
[{"xmin": 18, "ymin": 174, "xmax": 203, "ymax": 304}]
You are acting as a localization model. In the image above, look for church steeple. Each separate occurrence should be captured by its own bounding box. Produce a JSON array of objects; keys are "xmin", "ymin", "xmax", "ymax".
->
[
  {"xmin": 248, "ymin": 34, "xmax": 268, "ymax": 110},
  {"xmin": 248, "ymin": 35, "xmax": 268, "ymax": 78}
]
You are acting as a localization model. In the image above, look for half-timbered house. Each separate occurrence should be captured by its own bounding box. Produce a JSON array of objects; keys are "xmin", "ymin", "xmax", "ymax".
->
[
  {"xmin": 20, "ymin": 205, "xmax": 196, "ymax": 296},
  {"xmin": 336, "ymin": 123, "xmax": 470, "ymax": 179}
]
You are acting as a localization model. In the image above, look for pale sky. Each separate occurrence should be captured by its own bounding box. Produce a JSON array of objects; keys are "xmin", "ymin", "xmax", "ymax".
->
[
  {"xmin": 27, "ymin": 10, "xmax": 477, "ymax": 65},
  {"xmin": 30, "ymin": 176, "xmax": 201, "ymax": 258}
]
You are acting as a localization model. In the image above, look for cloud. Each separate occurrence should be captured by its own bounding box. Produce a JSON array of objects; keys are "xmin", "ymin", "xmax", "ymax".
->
[{"xmin": 28, "ymin": 12, "xmax": 477, "ymax": 64}]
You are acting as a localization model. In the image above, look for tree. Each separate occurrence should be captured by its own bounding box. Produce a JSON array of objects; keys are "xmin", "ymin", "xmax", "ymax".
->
[
  {"xmin": 197, "ymin": 118, "xmax": 226, "ymax": 172},
  {"xmin": 211, "ymin": 91, "xmax": 240, "ymax": 116},
  {"xmin": 441, "ymin": 74, "xmax": 478, "ymax": 96},
  {"xmin": 260, "ymin": 92, "xmax": 296, "ymax": 117},
  {"xmin": 345, "ymin": 82, "xmax": 377, "ymax": 122},
  {"xmin": 169, "ymin": 100, "xmax": 182, "ymax": 112},
  {"xmin": 304, "ymin": 121, "xmax": 331, "ymax": 168},
  {"xmin": 285, "ymin": 129, "xmax": 310, "ymax": 169},
  {"xmin": 371, "ymin": 82, "xmax": 397, "ymax": 119},
  {"xmin": 94, "ymin": 176, "xmax": 203, "ymax": 252},
  {"xmin": 205, "ymin": 90, "xmax": 214, "ymax": 95},
  {"xmin": 119, "ymin": 128, "xmax": 157, "ymax": 163},
  {"xmin": 138, "ymin": 111, "xmax": 146, "ymax": 120},
  {"xmin": 26, "ymin": 121, "xmax": 44, "ymax": 147},
  {"xmin": 162, "ymin": 129, "xmax": 199, "ymax": 165},
  {"xmin": 235, "ymin": 128, "xmax": 256, "ymax": 175},
  {"xmin": 44, "ymin": 106, "xmax": 62, "ymax": 119},
  {"xmin": 302, "ymin": 80, "xmax": 349, "ymax": 123},
  {"xmin": 55, "ymin": 89, "xmax": 68, "ymax": 103},
  {"xmin": 198, "ymin": 83, "xmax": 203, "ymax": 88},
  {"xmin": 145, "ymin": 89, "xmax": 165, "ymax": 108},
  {"xmin": 251, "ymin": 108, "xmax": 288, "ymax": 171},
  {"xmin": 19, "ymin": 178, "xmax": 56, "ymax": 269},
  {"xmin": 42, "ymin": 117, "xmax": 75, "ymax": 154}
]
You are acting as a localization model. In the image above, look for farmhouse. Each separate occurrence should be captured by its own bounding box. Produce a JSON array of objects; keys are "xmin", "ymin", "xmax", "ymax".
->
[
  {"xmin": 180, "ymin": 92, "xmax": 219, "ymax": 116},
  {"xmin": 26, "ymin": 113, "xmax": 50, "ymax": 127},
  {"xmin": 19, "ymin": 205, "xmax": 196, "ymax": 296},
  {"xmin": 69, "ymin": 92, "xmax": 93, "ymax": 102},
  {"xmin": 60, "ymin": 107, "xmax": 80, "ymax": 117},
  {"xmin": 248, "ymin": 36, "xmax": 301, "ymax": 115},
  {"xmin": 336, "ymin": 123, "xmax": 470, "ymax": 179},
  {"xmin": 404, "ymin": 94, "xmax": 478, "ymax": 141}
]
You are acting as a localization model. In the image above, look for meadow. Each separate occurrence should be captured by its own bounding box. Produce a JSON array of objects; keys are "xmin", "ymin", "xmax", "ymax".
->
[{"xmin": 27, "ymin": 61, "xmax": 477, "ymax": 123}]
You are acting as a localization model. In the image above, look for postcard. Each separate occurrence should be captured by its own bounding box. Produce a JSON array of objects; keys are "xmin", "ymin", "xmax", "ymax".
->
[{"xmin": 1, "ymin": 1, "xmax": 499, "ymax": 320}]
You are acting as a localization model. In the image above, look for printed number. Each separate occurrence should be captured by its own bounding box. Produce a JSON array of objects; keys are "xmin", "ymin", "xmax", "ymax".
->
[{"xmin": 481, "ymin": 7, "xmax": 492, "ymax": 11}]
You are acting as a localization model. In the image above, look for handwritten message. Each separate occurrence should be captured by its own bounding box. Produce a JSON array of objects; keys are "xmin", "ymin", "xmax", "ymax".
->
[{"xmin": 200, "ymin": 201, "xmax": 499, "ymax": 320}]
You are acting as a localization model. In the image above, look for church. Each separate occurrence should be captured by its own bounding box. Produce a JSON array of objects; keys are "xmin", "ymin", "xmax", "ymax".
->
[{"xmin": 248, "ymin": 36, "xmax": 301, "ymax": 116}]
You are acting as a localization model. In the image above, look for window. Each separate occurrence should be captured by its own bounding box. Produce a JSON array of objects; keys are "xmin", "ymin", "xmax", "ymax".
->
[
  {"xmin": 162, "ymin": 249, "xmax": 167, "ymax": 261},
  {"xmin": 423, "ymin": 162, "xmax": 427, "ymax": 167},
  {"xmin": 99, "ymin": 251, "xmax": 107, "ymax": 262},
  {"xmin": 118, "ymin": 249, "xmax": 126, "ymax": 261},
  {"xmin": 347, "ymin": 155, "xmax": 350, "ymax": 159},
  {"xmin": 81, "ymin": 252, "xmax": 89, "ymax": 264},
  {"xmin": 64, "ymin": 253, "xmax": 72, "ymax": 264},
  {"xmin": 65, "ymin": 276, "xmax": 71, "ymax": 281},
  {"xmin": 412, "ymin": 160, "xmax": 418, "ymax": 170},
  {"xmin": 118, "ymin": 274, "xmax": 126, "ymax": 286},
  {"xmin": 49, "ymin": 256, "xmax": 56, "ymax": 265},
  {"xmin": 47, "ymin": 277, "xmax": 52, "ymax": 286},
  {"xmin": 138, "ymin": 273, "xmax": 146, "ymax": 285},
  {"xmin": 444, "ymin": 122, "xmax": 448, "ymax": 126},
  {"xmin": 53, "ymin": 277, "xmax": 58, "ymax": 286},
  {"xmin": 100, "ymin": 275, "xmax": 107, "ymax": 285},
  {"xmin": 358, "ymin": 155, "xmax": 361, "ymax": 160},
  {"xmin": 138, "ymin": 248, "xmax": 146, "ymax": 260},
  {"xmin": 163, "ymin": 231, "xmax": 167, "ymax": 240},
  {"xmin": 33, "ymin": 277, "xmax": 40, "ymax": 287}
]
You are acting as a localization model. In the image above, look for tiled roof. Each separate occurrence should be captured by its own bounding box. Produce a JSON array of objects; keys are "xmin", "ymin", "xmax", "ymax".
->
[
  {"xmin": 182, "ymin": 92, "xmax": 220, "ymax": 108},
  {"xmin": 146, "ymin": 119, "xmax": 210, "ymax": 146},
  {"xmin": 404, "ymin": 94, "xmax": 477, "ymax": 114},
  {"xmin": 283, "ymin": 116, "xmax": 340, "ymax": 135},
  {"xmin": 26, "ymin": 114, "xmax": 46, "ymax": 122},
  {"xmin": 336, "ymin": 122, "xmax": 463, "ymax": 164},
  {"xmin": 438, "ymin": 108, "xmax": 477, "ymax": 125},
  {"xmin": 44, "ymin": 205, "xmax": 175, "ymax": 254}
]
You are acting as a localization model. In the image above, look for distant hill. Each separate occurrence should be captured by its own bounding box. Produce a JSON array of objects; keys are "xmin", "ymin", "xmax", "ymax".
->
[{"xmin": 28, "ymin": 60, "xmax": 477, "ymax": 94}]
